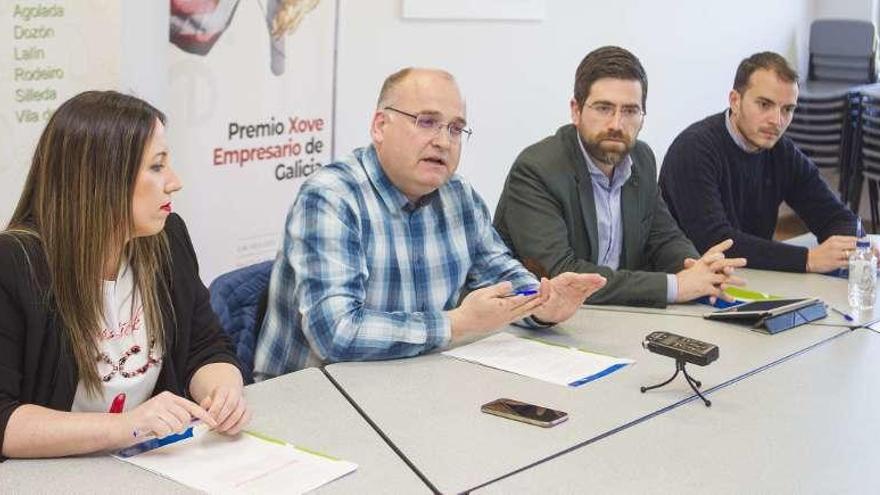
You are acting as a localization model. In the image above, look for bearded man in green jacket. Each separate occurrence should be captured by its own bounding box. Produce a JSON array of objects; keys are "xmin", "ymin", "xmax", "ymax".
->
[{"xmin": 494, "ymin": 46, "xmax": 746, "ymax": 308}]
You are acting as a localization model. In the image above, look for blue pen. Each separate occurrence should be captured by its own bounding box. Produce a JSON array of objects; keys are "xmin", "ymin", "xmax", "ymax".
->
[
  {"xmin": 507, "ymin": 288, "xmax": 538, "ymax": 297},
  {"xmin": 116, "ymin": 426, "xmax": 196, "ymax": 458},
  {"xmin": 116, "ymin": 420, "xmax": 207, "ymax": 458},
  {"xmin": 828, "ymin": 305, "xmax": 854, "ymax": 322}
]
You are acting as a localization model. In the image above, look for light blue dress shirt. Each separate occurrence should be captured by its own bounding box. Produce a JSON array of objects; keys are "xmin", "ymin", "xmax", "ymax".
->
[
  {"xmin": 576, "ymin": 137, "xmax": 678, "ymax": 302},
  {"xmin": 725, "ymin": 109, "xmax": 760, "ymax": 153}
]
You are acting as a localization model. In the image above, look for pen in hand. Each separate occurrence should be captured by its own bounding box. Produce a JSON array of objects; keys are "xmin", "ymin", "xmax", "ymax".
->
[
  {"xmin": 505, "ymin": 289, "xmax": 538, "ymax": 298},
  {"xmin": 117, "ymin": 421, "xmax": 207, "ymax": 459},
  {"xmin": 132, "ymin": 419, "xmax": 207, "ymax": 440}
]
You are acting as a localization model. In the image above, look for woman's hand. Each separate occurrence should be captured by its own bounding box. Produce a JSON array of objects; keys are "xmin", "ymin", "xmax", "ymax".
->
[
  {"xmin": 199, "ymin": 385, "xmax": 252, "ymax": 435},
  {"xmin": 124, "ymin": 391, "xmax": 217, "ymax": 440}
]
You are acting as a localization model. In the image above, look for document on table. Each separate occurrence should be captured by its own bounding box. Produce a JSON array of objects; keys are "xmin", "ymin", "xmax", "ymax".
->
[
  {"xmin": 443, "ymin": 332, "xmax": 633, "ymax": 387},
  {"xmin": 114, "ymin": 429, "xmax": 357, "ymax": 494}
]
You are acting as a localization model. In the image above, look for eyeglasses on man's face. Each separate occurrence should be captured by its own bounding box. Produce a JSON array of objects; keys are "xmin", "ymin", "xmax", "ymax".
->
[
  {"xmin": 584, "ymin": 102, "xmax": 645, "ymax": 124},
  {"xmin": 384, "ymin": 106, "xmax": 473, "ymax": 142}
]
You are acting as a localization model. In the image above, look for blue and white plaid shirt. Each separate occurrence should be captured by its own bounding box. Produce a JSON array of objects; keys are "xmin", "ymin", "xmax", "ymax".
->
[{"xmin": 254, "ymin": 146, "xmax": 539, "ymax": 378}]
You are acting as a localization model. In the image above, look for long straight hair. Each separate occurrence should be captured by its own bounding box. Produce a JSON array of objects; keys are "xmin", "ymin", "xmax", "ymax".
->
[{"xmin": 6, "ymin": 90, "xmax": 172, "ymax": 395}]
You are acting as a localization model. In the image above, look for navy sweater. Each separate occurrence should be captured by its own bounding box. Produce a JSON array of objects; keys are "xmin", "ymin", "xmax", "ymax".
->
[{"xmin": 659, "ymin": 111, "xmax": 856, "ymax": 272}]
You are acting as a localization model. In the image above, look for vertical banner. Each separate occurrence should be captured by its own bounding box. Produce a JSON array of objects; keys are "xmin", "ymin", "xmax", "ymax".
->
[
  {"xmin": 0, "ymin": 0, "xmax": 121, "ymax": 225},
  {"xmin": 168, "ymin": 0, "xmax": 336, "ymax": 283}
]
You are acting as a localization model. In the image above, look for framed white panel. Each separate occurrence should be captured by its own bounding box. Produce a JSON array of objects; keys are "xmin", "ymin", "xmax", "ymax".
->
[{"xmin": 402, "ymin": 0, "xmax": 545, "ymax": 21}]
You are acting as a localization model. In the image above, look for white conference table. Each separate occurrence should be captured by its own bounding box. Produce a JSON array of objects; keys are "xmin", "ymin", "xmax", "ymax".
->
[
  {"xmin": 0, "ymin": 368, "xmax": 430, "ymax": 495},
  {"xmin": 3, "ymin": 264, "xmax": 868, "ymax": 494},
  {"xmin": 587, "ymin": 267, "xmax": 879, "ymax": 328},
  {"xmin": 474, "ymin": 328, "xmax": 880, "ymax": 494},
  {"xmin": 325, "ymin": 308, "xmax": 850, "ymax": 494}
]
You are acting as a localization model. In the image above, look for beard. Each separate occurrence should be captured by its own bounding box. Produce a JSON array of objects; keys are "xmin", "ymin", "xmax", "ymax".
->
[
  {"xmin": 582, "ymin": 129, "xmax": 635, "ymax": 166},
  {"xmin": 744, "ymin": 124, "xmax": 782, "ymax": 150},
  {"xmin": 731, "ymin": 105, "xmax": 784, "ymax": 151}
]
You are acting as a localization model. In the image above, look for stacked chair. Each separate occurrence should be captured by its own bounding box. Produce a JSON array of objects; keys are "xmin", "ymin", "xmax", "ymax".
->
[
  {"xmin": 786, "ymin": 83, "xmax": 859, "ymax": 199},
  {"xmin": 855, "ymin": 89, "xmax": 880, "ymax": 231},
  {"xmin": 785, "ymin": 19, "xmax": 877, "ymax": 208}
]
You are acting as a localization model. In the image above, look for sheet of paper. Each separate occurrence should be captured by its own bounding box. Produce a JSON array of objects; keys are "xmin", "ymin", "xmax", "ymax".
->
[
  {"xmin": 114, "ymin": 430, "xmax": 357, "ymax": 494},
  {"xmin": 443, "ymin": 332, "xmax": 633, "ymax": 387}
]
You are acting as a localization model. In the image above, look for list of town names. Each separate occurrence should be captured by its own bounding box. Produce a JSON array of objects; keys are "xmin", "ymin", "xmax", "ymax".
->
[{"xmin": 10, "ymin": 2, "xmax": 65, "ymax": 124}]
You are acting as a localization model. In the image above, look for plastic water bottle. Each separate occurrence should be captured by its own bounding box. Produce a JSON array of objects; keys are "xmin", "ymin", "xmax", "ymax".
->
[{"xmin": 848, "ymin": 221, "xmax": 877, "ymax": 310}]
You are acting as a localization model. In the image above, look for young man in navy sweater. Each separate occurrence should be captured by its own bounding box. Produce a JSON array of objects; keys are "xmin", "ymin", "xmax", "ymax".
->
[{"xmin": 660, "ymin": 52, "xmax": 860, "ymax": 273}]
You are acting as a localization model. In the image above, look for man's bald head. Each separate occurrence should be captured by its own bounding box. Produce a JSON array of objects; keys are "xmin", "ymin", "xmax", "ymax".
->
[
  {"xmin": 376, "ymin": 67, "xmax": 460, "ymax": 110},
  {"xmin": 369, "ymin": 67, "xmax": 467, "ymax": 202}
]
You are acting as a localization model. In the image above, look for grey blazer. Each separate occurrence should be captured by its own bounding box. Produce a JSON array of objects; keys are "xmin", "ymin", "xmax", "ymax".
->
[{"xmin": 494, "ymin": 124, "xmax": 698, "ymax": 307}]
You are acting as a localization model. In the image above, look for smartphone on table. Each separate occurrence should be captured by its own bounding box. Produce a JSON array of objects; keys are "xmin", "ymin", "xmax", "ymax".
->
[{"xmin": 480, "ymin": 398, "xmax": 568, "ymax": 427}]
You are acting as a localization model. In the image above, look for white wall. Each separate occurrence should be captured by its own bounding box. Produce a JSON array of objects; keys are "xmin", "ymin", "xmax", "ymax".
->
[
  {"xmin": 0, "ymin": 0, "xmax": 831, "ymax": 256},
  {"xmin": 334, "ymin": 0, "xmax": 813, "ymax": 211},
  {"xmin": 119, "ymin": 1, "xmax": 168, "ymax": 110}
]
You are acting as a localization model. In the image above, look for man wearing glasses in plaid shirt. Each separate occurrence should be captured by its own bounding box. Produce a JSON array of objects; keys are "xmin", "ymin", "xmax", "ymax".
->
[{"xmin": 254, "ymin": 68, "xmax": 606, "ymax": 379}]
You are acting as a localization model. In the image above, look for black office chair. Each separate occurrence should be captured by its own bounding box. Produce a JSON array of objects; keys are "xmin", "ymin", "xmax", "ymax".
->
[
  {"xmin": 208, "ymin": 260, "xmax": 274, "ymax": 384},
  {"xmin": 807, "ymin": 19, "xmax": 877, "ymax": 84}
]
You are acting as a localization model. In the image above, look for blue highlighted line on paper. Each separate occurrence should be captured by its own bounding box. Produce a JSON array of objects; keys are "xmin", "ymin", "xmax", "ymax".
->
[{"xmin": 568, "ymin": 362, "xmax": 630, "ymax": 387}]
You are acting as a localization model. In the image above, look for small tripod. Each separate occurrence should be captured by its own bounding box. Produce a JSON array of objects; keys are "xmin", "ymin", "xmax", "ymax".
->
[{"xmin": 641, "ymin": 358, "xmax": 711, "ymax": 407}]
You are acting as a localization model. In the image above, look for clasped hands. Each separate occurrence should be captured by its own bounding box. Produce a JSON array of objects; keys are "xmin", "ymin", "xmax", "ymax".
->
[{"xmin": 675, "ymin": 239, "xmax": 747, "ymax": 303}]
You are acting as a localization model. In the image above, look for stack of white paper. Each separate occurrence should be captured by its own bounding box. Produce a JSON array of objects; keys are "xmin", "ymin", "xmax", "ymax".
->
[
  {"xmin": 443, "ymin": 332, "xmax": 633, "ymax": 387},
  {"xmin": 114, "ymin": 430, "xmax": 357, "ymax": 494}
]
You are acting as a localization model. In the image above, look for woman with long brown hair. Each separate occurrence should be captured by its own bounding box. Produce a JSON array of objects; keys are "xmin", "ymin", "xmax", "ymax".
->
[{"xmin": 0, "ymin": 91, "xmax": 251, "ymax": 459}]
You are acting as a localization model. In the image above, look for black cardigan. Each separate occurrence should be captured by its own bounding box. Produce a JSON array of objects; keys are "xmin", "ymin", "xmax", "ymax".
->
[{"xmin": 0, "ymin": 214, "xmax": 239, "ymax": 459}]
